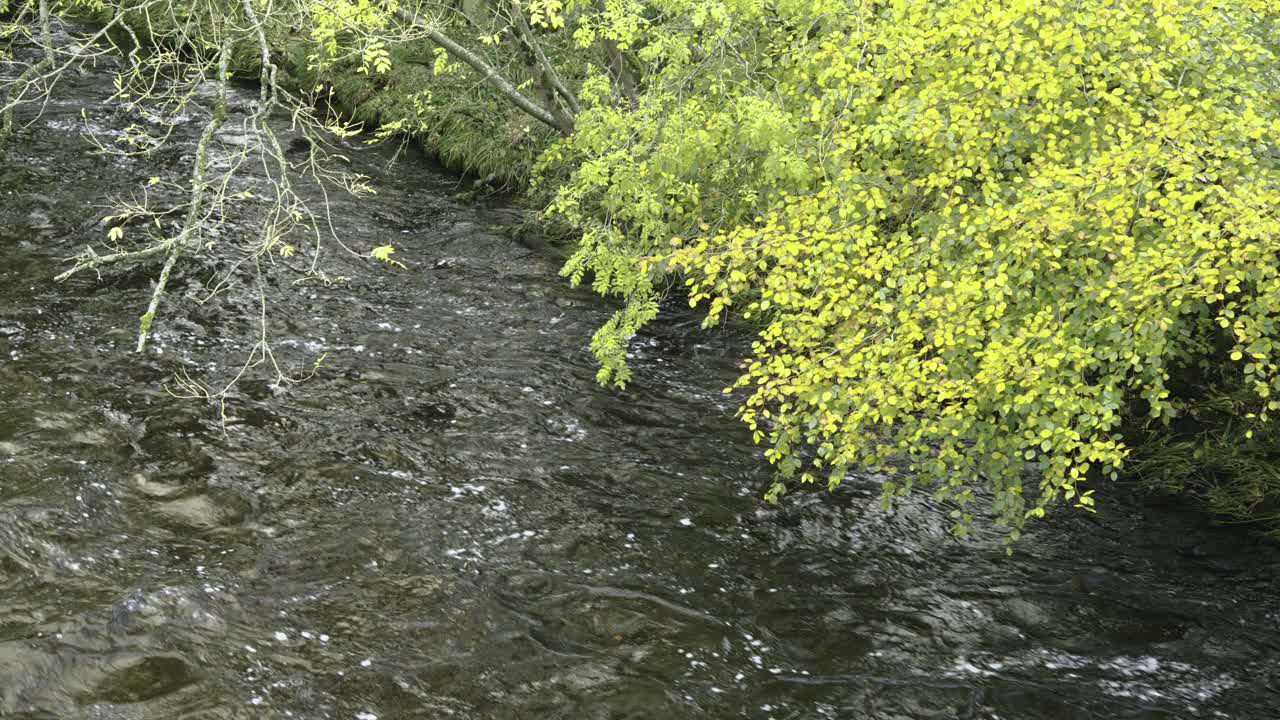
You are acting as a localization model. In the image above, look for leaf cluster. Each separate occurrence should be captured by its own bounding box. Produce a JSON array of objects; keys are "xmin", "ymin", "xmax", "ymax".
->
[{"xmin": 539, "ymin": 0, "xmax": 1280, "ymax": 538}]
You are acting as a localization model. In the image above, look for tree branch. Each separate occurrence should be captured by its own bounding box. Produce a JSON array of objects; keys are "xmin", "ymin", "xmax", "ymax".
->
[
  {"xmin": 602, "ymin": 35, "xmax": 638, "ymax": 106},
  {"xmin": 0, "ymin": 0, "xmax": 52, "ymax": 139},
  {"xmin": 593, "ymin": 0, "xmax": 637, "ymax": 107},
  {"xmin": 135, "ymin": 42, "xmax": 229, "ymax": 351},
  {"xmin": 1, "ymin": 0, "xmax": 165, "ymax": 136},
  {"xmin": 509, "ymin": 1, "xmax": 579, "ymax": 116},
  {"xmin": 393, "ymin": 6, "xmax": 572, "ymax": 135},
  {"xmin": 55, "ymin": 233, "xmax": 188, "ymax": 282}
]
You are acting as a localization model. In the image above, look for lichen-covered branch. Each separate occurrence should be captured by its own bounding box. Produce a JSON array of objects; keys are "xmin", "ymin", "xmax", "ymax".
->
[
  {"xmin": 54, "ymin": 233, "xmax": 188, "ymax": 282},
  {"xmin": 136, "ymin": 42, "xmax": 229, "ymax": 351}
]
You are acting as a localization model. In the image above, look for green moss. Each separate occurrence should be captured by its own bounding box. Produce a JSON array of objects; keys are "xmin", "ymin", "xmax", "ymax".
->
[{"xmin": 285, "ymin": 41, "xmax": 552, "ymax": 189}]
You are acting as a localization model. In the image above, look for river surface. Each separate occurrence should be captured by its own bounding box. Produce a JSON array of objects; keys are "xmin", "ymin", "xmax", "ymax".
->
[{"xmin": 2, "ymin": 43, "xmax": 1280, "ymax": 720}]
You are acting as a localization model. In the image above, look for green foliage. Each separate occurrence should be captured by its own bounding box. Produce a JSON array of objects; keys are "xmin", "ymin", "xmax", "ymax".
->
[
  {"xmin": 23, "ymin": 0, "xmax": 1280, "ymax": 537},
  {"xmin": 289, "ymin": 38, "xmax": 553, "ymax": 187},
  {"xmin": 306, "ymin": 0, "xmax": 398, "ymax": 74},
  {"xmin": 1128, "ymin": 371, "xmax": 1280, "ymax": 537},
  {"xmin": 540, "ymin": 0, "xmax": 1280, "ymax": 538},
  {"xmin": 369, "ymin": 243, "xmax": 406, "ymax": 267}
]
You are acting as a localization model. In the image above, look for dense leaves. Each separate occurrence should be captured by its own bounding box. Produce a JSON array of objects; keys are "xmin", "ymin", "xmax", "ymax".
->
[{"xmin": 540, "ymin": 0, "xmax": 1280, "ymax": 537}]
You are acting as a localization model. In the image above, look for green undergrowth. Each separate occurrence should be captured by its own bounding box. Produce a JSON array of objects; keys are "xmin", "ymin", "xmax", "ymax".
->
[
  {"xmin": 282, "ymin": 41, "xmax": 554, "ymax": 189},
  {"xmin": 1128, "ymin": 389, "xmax": 1280, "ymax": 540}
]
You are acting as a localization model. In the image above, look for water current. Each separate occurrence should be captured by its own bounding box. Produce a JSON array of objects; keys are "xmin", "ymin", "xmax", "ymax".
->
[{"xmin": 2, "ymin": 37, "xmax": 1279, "ymax": 720}]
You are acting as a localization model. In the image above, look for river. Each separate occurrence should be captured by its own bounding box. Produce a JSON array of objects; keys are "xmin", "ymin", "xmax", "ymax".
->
[{"xmin": 1, "ymin": 42, "xmax": 1279, "ymax": 720}]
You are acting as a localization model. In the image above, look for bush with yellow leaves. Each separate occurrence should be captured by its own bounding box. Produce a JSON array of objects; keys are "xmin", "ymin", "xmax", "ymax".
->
[{"xmin": 542, "ymin": 0, "xmax": 1280, "ymax": 540}]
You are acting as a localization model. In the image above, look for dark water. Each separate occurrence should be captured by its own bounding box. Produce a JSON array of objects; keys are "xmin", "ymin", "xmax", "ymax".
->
[{"xmin": 2, "ymin": 49, "xmax": 1280, "ymax": 720}]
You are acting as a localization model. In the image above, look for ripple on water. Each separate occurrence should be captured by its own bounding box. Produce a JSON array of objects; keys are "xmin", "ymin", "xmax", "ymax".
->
[
  {"xmin": 1, "ymin": 38, "xmax": 1279, "ymax": 720},
  {"xmin": 0, "ymin": 640, "xmax": 202, "ymax": 716}
]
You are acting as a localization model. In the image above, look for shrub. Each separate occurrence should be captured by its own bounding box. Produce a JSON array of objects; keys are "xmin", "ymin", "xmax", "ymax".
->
[{"xmin": 542, "ymin": 0, "xmax": 1280, "ymax": 540}]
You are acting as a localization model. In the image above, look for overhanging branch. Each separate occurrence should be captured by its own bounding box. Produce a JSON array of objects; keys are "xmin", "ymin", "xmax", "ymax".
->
[{"xmin": 393, "ymin": 6, "xmax": 573, "ymax": 135}]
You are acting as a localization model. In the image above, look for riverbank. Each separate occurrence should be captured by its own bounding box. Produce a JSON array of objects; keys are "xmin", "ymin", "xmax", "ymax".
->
[{"xmin": 99, "ymin": 9, "xmax": 556, "ymax": 189}]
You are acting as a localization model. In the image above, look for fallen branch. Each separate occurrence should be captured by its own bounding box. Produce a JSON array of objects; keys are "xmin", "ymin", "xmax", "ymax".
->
[{"xmin": 54, "ymin": 233, "xmax": 187, "ymax": 282}]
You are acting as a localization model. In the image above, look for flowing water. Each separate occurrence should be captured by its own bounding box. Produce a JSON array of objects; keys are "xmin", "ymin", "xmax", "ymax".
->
[{"xmin": 2, "ymin": 43, "xmax": 1279, "ymax": 720}]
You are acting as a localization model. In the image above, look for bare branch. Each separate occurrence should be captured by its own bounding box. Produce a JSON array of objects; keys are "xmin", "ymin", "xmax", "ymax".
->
[{"xmin": 136, "ymin": 41, "xmax": 230, "ymax": 352}]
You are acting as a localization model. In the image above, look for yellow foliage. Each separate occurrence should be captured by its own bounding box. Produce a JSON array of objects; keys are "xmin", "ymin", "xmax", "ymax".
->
[{"xmin": 542, "ymin": 0, "xmax": 1280, "ymax": 538}]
